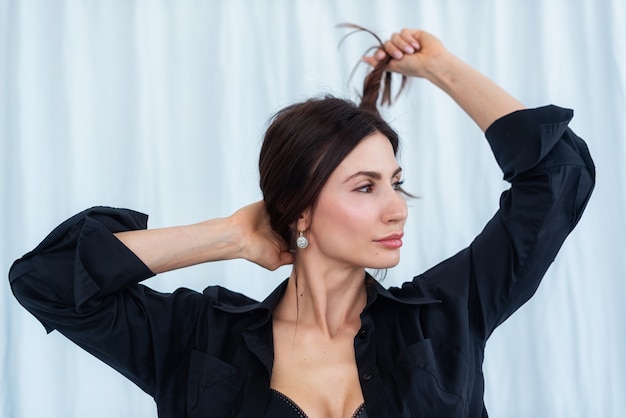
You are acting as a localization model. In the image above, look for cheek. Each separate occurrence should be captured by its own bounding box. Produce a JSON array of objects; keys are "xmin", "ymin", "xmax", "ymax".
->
[{"xmin": 313, "ymin": 197, "xmax": 373, "ymax": 238}]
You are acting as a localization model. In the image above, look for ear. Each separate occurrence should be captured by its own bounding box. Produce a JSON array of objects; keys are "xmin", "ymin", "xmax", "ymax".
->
[{"xmin": 296, "ymin": 207, "xmax": 312, "ymax": 232}]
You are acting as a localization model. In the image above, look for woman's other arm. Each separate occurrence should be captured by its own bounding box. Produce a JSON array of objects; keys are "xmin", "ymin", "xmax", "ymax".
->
[
  {"xmin": 114, "ymin": 201, "xmax": 292, "ymax": 274},
  {"xmin": 366, "ymin": 29, "xmax": 595, "ymax": 336},
  {"xmin": 8, "ymin": 202, "xmax": 291, "ymax": 397},
  {"xmin": 364, "ymin": 29, "xmax": 525, "ymax": 131}
]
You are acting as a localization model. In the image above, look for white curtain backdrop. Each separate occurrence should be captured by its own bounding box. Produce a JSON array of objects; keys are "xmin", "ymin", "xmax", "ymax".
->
[{"xmin": 1, "ymin": 0, "xmax": 624, "ymax": 417}]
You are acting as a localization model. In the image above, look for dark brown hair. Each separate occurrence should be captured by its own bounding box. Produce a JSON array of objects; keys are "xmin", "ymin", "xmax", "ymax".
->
[
  {"xmin": 259, "ymin": 26, "xmax": 404, "ymax": 249},
  {"xmin": 339, "ymin": 23, "xmax": 408, "ymax": 109}
]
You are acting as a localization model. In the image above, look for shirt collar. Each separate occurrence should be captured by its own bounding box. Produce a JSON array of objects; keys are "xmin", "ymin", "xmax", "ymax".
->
[
  {"xmin": 212, "ymin": 274, "xmax": 439, "ymax": 329},
  {"xmin": 211, "ymin": 279, "xmax": 289, "ymax": 330},
  {"xmin": 364, "ymin": 273, "xmax": 441, "ymax": 308}
]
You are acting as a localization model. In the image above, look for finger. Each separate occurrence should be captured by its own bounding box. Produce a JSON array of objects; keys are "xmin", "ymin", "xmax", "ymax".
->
[
  {"xmin": 390, "ymin": 32, "xmax": 415, "ymax": 56},
  {"xmin": 361, "ymin": 47, "xmax": 388, "ymax": 67},
  {"xmin": 266, "ymin": 250, "xmax": 293, "ymax": 270},
  {"xmin": 400, "ymin": 28, "xmax": 421, "ymax": 51},
  {"xmin": 361, "ymin": 55, "xmax": 379, "ymax": 67},
  {"xmin": 380, "ymin": 60, "xmax": 404, "ymax": 76},
  {"xmin": 279, "ymin": 251, "xmax": 294, "ymax": 266},
  {"xmin": 383, "ymin": 39, "xmax": 405, "ymax": 60}
]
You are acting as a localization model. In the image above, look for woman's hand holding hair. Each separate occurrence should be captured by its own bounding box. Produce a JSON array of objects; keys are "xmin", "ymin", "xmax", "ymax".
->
[
  {"xmin": 362, "ymin": 29, "xmax": 447, "ymax": 80},
  {"xmin": 364, "ymin": 28, "xmax": 525, "ymax": 131},
  {"xmin": 229, "ymin": 201, "xmax": 293, "ymax": 271}
]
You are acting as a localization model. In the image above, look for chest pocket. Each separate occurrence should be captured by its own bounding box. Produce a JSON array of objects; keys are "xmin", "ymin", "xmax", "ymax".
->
[
  {"xmin": 391, "ymin": 338, "xmax": 468, "ymax": 417},
  {"xmin": 187, "ymin": 350, "xmax": 244, "ymax": 418}
]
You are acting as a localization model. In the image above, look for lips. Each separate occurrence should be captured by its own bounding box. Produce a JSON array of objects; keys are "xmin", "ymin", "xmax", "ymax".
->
[{"xmin": 374, "ymin": 233, "xmax": 404, "ymax": 249}]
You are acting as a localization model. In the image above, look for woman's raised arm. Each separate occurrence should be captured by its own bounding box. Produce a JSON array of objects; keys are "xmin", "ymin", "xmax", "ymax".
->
[
  {"xmin": 365, "ymin": 28, "xmax": 595, "ymax": 338},
  {"xmin": 364, "ymin": 29, "xmax": 525, "ymax": 131}
]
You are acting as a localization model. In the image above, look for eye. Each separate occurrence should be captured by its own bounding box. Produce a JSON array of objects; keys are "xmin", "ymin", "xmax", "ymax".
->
[
  {"xmin": 392, "ymin": 179, "xmax": 405, "ymax": 191},
  {"xmin": 355, "ymin": 183, "xmax": 374, "ymax": 193}
]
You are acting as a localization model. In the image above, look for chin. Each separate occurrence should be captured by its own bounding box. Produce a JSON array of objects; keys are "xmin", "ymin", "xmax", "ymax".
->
[{"xmin": 366, "ymin": 257, "xmax": 401, "ymax": 270}]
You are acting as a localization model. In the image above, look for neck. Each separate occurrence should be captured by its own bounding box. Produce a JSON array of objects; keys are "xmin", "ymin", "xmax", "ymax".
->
[{"xmin": 274, "ymin": 261, "xmax": 368, "ymax": 338}]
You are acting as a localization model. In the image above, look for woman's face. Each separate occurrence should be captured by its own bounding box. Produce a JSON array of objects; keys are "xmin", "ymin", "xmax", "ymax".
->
[{"xmin": 306, "ymin": 131, "xmax": 408, "ymax": 270}]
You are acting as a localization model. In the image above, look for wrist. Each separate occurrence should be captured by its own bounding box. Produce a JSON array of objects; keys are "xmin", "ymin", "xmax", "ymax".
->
[
  {"xmin": 422, "ymin": 51, "xmax": 464, "ymax": 90},
  {"xmin": 202, "ymin": 216, "xmax": 245, "ymax": 261}
]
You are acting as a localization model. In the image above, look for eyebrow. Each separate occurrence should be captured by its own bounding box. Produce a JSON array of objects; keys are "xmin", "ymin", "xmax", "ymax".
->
[{"xmin": 344, "ymin": 167, "xmax": 403, "ymax": 183}]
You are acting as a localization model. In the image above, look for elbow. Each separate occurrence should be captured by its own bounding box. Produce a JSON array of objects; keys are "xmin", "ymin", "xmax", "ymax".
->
[
  {"xmin": 9, "ymin": 258, "xmax": 57, "ymax": 333},
  {"xmin": 8, "ymin": 258, "xmax": 36, "ymax": 305},
  {"xmin": 549, "ymin": 128, "xmax": 595, "ymax": 228},
  {"xmin": 570, "ymin": 163, "xmax": 595, "ymax": 229},
  {"xmin": 571, "ymin": 133, "xmax": 595, "ymax": 227}
]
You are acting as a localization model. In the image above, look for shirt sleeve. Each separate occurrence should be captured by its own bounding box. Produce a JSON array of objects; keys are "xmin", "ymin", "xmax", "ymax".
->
[
  {"xmin": 404, "ymin": 105, "xmax": 595, "ymax": 342},
  {"xmin": 8, "ymin": 206, "xmax": 204, "ymax": 397},
  {"xmin": 469, "ymin": 105, "xmax": 595, "ymax": 338}
]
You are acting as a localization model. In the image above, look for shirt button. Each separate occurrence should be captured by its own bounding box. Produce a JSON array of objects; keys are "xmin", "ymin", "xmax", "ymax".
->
[
  {"xmin": 358, "ymin": 329, "xmax": 367, "ymax": 339},
  {"xmin": 362, "ymin": 372, "xmax": 373, "ymax": 381}
]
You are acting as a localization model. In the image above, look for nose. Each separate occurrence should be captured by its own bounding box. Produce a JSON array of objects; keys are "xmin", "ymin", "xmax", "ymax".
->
[{"xmin": 383, "ymin": 188, "xmax": 408, "ymax": 224}]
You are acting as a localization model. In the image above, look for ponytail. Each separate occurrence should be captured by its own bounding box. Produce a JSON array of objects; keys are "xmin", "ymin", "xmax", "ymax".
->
[{"xmin": 338, "ymin": 24, "xmax": 408, "ymax": 111}]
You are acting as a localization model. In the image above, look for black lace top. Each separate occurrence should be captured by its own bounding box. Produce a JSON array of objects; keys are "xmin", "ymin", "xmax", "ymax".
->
[{"xmin": 264, "ymin": 389, "xmax": 368, "ymax": 418}]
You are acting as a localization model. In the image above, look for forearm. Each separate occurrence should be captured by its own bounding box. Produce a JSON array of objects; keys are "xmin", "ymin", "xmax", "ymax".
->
[
  {"xmin": 114, "ymin": 201, "xmax": 292, "ymax": 274},
  {"xmin": 114, "ymin": 217, "xmax": 242, "ymax": 274},
  {"xmin": 424, "ymin": 52, "xmax": 525, "ymax": 132}
]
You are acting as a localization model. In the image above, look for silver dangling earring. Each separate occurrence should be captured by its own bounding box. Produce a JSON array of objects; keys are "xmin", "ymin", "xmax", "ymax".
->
[{"xmin": 296, "ymin": 231, "xmax": 309, "ymax": 249}]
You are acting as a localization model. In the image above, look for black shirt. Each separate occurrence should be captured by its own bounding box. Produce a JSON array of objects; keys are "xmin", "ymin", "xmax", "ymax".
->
[{"xmin": 9, "ymin": 105, "xmax": 595, "ymax": 417}]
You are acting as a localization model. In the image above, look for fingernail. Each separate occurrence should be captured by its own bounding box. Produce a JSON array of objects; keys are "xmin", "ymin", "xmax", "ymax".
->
[
  {"xmin": 411, "ymin": 41, "xmax": 420, "ymax": 50},
  {"xmin": 404, "ymin": 46, "xmax": 415, "ymax": 54},
  {"xmin": 375, "ymin": 50, "xmax": 386, "ymax": 60},
  {"xmin": 393, "ymin": 51, "xmax": 403, "ymax": 59}
]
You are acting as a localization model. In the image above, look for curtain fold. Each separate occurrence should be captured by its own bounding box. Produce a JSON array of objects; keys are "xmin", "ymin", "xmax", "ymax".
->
[{"xmin": 2, "ymin": 1, "xmax": 623, "ymax": 417}]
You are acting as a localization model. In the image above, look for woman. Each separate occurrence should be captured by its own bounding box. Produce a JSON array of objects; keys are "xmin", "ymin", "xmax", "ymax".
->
[{"xmin": 9, "ymin": 29, "xmax": 594, "ymax": 417}]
